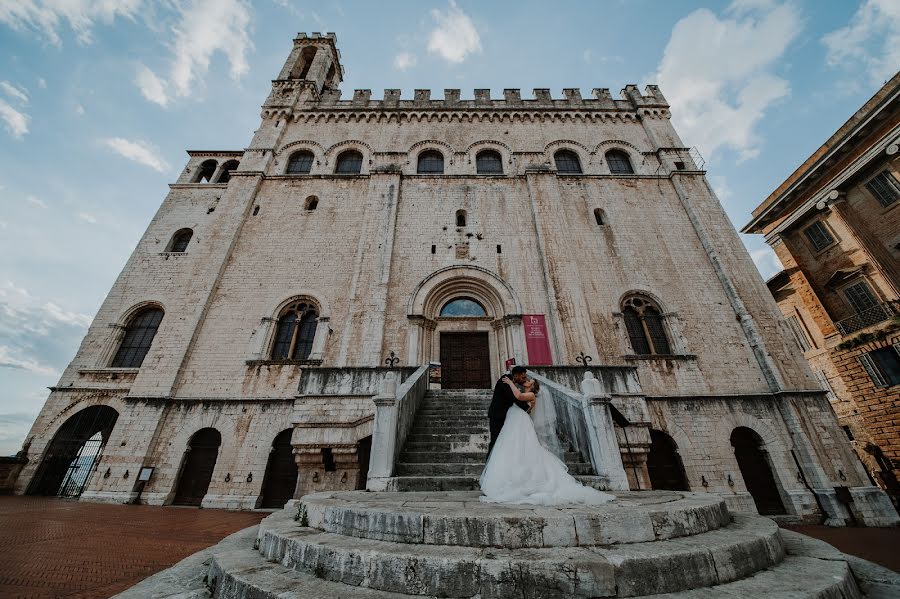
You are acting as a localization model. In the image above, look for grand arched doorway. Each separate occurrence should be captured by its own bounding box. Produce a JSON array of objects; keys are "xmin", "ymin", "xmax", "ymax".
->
[
  {"xmin": 407, "ymin": 266, "xmax": 527, "ymax": 388},
  {"xmin": 731, "ymin": 427, "xmax": 786, "ymax": 515},
  {"xmin": 27, "ymin": 405, "xmax": 119, "ymax": 497},
  {"xmin": 259, "ymin": 429, "xmax": 298, "ymax": 508},
  {"xmin": 173, "ymin": 428, "xmax": 221, "ymax": 506},
  {"xmin": 647, "ymin": 429, "xmax": 690, "ymax": 491}
]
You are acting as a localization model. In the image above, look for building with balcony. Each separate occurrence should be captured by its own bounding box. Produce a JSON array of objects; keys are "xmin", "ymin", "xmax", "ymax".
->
[{"xmin": 744, "ymin": 72, "xmax": 900, "ymax": 503}]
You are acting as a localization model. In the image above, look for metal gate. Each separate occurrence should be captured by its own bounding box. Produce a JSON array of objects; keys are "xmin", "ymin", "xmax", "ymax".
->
[
  {"xmin": 260, "ymin": 429, "xmax": 298, "ymax": 508},
  {"xmin": 27, "ymin": 405, "xmax": 118, "ymax": 497},
  {"xmin": 440, "ymin": 332, "xmax": 491, "ymax": 389}
]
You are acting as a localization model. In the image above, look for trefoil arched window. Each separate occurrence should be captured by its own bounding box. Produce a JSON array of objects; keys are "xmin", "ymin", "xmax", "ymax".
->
[
  {"xmin": 271, "ymin": 302, "xmax": 319, "ymax": 360},
  {"xmin": 622, "ymin": 295, "xmax": 671, "ymax": 355}
]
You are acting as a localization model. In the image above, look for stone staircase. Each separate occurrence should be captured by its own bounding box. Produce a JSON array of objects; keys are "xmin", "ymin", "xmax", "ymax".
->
[
  {"xmin": 389, "ymin": 389, "xmax": 597, "ymax": 491},
  {"xmin": 197, "ymin": 490, "xmax": 870, "ymax": 598}
]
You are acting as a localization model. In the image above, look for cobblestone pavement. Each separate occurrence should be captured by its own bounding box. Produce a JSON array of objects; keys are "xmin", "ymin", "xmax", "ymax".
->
[
  {"xmin": 0, "ymin": 496, "xmax": 267, "ymax": 599},
  {"xmin": 782, "ymin": 523, "xmax": 900, "ymax": 573}
]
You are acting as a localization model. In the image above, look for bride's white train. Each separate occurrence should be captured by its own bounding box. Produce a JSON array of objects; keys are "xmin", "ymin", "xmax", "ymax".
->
[{"xmin": 480, "ymin": 387, "xmax": 615, "ymax": 505}]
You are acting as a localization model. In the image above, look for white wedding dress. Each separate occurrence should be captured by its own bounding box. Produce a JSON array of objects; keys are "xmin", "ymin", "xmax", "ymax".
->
[{"xmin": 479, "ymin": 389, "xmax": 615, "ymax": 506}]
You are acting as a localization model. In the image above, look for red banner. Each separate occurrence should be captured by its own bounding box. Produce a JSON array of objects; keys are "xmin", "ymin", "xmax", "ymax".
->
[{"xmin": 524, "ymin": 314, "xmax": 552, "ymax": 365}]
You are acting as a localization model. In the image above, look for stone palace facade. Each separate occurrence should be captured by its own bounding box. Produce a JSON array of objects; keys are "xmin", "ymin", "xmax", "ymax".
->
[{"xmin": 12, "ymin": 33, "xmax": 897, "ymax": 525}]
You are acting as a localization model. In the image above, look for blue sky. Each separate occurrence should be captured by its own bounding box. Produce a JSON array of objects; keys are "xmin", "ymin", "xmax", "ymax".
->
[{"xmin": 0, "ymin": 0, "xmax": 897, "ymax": 455}]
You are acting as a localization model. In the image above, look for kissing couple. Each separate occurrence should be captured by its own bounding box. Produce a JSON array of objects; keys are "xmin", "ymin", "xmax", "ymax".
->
[{"xmin": 479, "ymin": 365, "xmax": 615, "ymax": 505}]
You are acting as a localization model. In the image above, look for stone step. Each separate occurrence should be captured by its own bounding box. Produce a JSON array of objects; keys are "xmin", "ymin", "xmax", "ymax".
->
[
  {"xmin": 410, "ymin": 424, "xmax": 486, "ymax": 434},
  {"xmin": 394, "ymin": 462, "xmax": 594, "ymax": 476},
  {"xmin": 388, "ymin": 475, "xmax": 481, "ymax": 491},
  {"xmin": 415, "ymin": 408, "xmax": 489, "ymax": 415},
  {"xmin": 405, "ymin": 433, "xmax": 489, "ymax": 443},
  {"xmin": 298, "ymin": 490, "xmax": 731, "ymax": 548},
  {"xmin": 257, "ymin": 514, "xmax": 784, "ymax": 598},
  {"xmin": 401, "ymin": 441, "xmax": 489, "ymax": 453},
  {"xmin": 397, "ymin": 450, "xmax": 587, "ymax": 464},
  {"xmin": 209, "ymin": 546, "xmax": 409, "ymax": 599}
]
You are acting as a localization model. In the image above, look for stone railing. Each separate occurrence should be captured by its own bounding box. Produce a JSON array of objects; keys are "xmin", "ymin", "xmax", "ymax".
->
[
  {"xmin": 366, "ymin": 365, "xmax": 429, "ymax": 491},
  {"xmin": 835, "ymin": 301, "xmax": 899, "ymax": 336},
  {"xmin": 528, "ymin": 371, "xmax": 630, "ymax": 490}
]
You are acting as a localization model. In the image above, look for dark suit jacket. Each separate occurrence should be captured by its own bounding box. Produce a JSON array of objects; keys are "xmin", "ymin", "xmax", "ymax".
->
[{"xmin": 488, "ymin": 377, "xmax": 530, "ymax": 420}]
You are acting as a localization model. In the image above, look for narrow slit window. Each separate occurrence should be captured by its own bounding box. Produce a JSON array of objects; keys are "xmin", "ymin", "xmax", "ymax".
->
[
  {"xmin": 456, "ymin": 210, "xmax": 467, "ymax": 227},
  {"xmin": 594, "ymin": 208, "xmax": 605, "ymax": 226}
]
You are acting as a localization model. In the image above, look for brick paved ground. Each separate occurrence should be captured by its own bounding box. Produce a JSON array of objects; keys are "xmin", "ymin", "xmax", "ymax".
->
[
  {"xmin": 782, "ymin": 523, "xmax": 900, "ymax": 573},
  {"xmin": 0, "ymin": 496, "xmax": 266, "ymax": 599}
]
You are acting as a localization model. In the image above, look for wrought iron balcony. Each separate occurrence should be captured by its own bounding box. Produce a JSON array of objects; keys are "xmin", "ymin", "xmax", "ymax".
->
[{"xmin": 835, "ymin": 301, "xmax": 899, "ymax": 336}]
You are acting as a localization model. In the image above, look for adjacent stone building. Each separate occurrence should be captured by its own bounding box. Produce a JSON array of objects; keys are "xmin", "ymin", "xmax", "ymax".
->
[
  {"xmin": 744, "ymin": 73, "xmax": 900, "ymax": 503},
  {"xmin": 12, "ymin": 33, "xmax": 897, "ymax": 525}
]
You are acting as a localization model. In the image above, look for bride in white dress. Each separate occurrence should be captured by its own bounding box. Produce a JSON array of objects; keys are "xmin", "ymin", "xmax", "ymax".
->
[{"xmin": 479, "ymin": 376, "xmax": 615, "ymax": 505}]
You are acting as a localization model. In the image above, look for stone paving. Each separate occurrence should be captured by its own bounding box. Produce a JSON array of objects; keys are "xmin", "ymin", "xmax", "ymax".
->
[
  {"xmin": 0, "ymin": 496, "xmax": 266, "ymax": 599},
  {"xmin": 782, "ymin": 523, "xmax": 900, "ymax": 573}
]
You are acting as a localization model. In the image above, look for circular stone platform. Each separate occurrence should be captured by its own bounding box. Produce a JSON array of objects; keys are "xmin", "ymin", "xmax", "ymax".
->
[{"xmin": 299, "ymin": 490, "xmax": 731, "ymax": 548}]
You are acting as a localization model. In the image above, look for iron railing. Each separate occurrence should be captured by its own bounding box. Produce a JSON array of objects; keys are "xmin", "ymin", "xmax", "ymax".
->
[{"xmin": 835, "ymin": 301, "xmax": 899, "ymax": 336}]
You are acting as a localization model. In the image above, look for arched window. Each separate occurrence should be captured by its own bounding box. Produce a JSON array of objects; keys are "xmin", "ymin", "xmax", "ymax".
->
[
  {"xmin": 606, "ymin": 150, "xmax": 634, "ymax": 175},
  {"xmin": 335, "ymin": 150, "xmax": 363, "ymax": 174},
  {"xmin": 554, "ymin": 150, "xmax": 582, "ymax": 174},
  {"xmin": 476, "ymin": 150, "xmax": 503, "ymax": 174},
  {"xmin": 195, "ymin": 160, "xmax": 217, "ymax": 183},
  {"xmin": 271, "ymin": 301, "xmax": 318, "ymax": 360},
  {"xmin": 287, "ymin": 151, "xmax": 314, "ymax": 174},
  {"xmin": 417, "ymin": 150, "xmax": 444, "ymax": 174},
  {"xmin": 440, "ymin": 298, "xmax": 486, "ymax": 317},
  {"xmin": 305, "ymin": 196, "xmax": 318, "ymax": 211},
  {"xmin": 168, "ymin": 228, "xmax": 193, "ymax": 252},
  {"xmin": 295, "ymin": 47, "xmax": 317, "ymax": 79},
  {"xmin": 593, "ymin": 208, "xmax": 605, "ymax": 226},
  {"xmin": 111, "ymin": 307, "xmax": 164, "ymax": 367},
  {"xmin": 456, "ymin": 210, "xmax": 467, "ymax": 227},
  {"xmin": 216, "ymin": 160, "xmax": 239, "ymax": 183},
  {"xmin": 622, "ymin": 296, "xmax": 671, "ymax": 355}
]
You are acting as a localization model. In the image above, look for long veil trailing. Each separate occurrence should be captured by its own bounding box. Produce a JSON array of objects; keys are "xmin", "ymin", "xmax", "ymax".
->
[{"xmin": 530, "ymin": 388, "xmax": 564, "ymax": 459}]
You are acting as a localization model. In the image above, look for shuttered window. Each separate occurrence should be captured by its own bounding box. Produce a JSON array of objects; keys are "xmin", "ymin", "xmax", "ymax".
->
[
  {"xmin": 843, "ymin": 281, "xmax": 879, "ymax": 314},
  {"xmin": 802, "ymin": 221, "xmax": 834, "ymax": 252},
  {"xmin": 865, "ymin": 171, "xmax": 900, "ymax": 207},
  {"xmin": 859, "ymin": 345, "xmax": 900, "ymax": 388}
]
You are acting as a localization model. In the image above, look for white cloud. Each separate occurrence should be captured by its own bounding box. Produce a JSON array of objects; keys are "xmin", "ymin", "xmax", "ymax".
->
[
  {"xmin": 0, "ymin": 0, "xmax": 142, "ymax": 46},
  {"xmin": 750, "ymin": 246, "xmax": 784, "ymax": 279},
  {"xmin": 0, "ymin": 81, "xmax": 28, "ymax": 104},
  {"xmin": 0, "ymin": 220, "xmax": 7, "ymax": 229},
  {"xmin": 653, "ymin": 2, "xmax": 801, "ymax": 162},
  {"xmin": 75, "ymin": 104, "xmax": 85, "ymax": 115},
  {"xmin": 0, "ymin": 99, "xmax": 29, "ymax": 139},
  {"xmin": 822, "ymin": 0, "xmax": 900, "ymax": 86},
  {"xmin": 44, "ymin": 302, "xmax": 92, "ymax": 327},
  {"xmin": 135, "ymin": 64, "xmax": 168, "ymax": 107},
  {"xmin": 78, "ymin": 212, "xmax": 97, "ymax": 224},
  {"xmin": 169, "ymin": 0, "xmax": 253, "ymax": 99},
  {"xmin": 100, "ymin": 137, "xmax": 170, "ymax": 173},
  {"xmin": 36, "ymin": 77, "xmax": 46, "ymax": 89},
  {"xmin": 427, "ymin": 0, "xmax": 481, "ymax": 64},
  {"xmin": 26, "ymin": 195, "xmax": 46, "ymax": 208},
  {"xmin": 0, "ymin": 346, "xmax": 58, "ymax": 376},
  {"xmin": 393, "ymin": 52, "xmax": 417, "ymax": 71},
  {"xmin": 709, "ymin": 175, "xmax": 733, "ymax": 203}
]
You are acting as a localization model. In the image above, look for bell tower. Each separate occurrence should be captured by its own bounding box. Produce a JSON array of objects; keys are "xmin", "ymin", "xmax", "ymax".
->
[{"xmin": 275, "ymin": 32, "xmax": 343, "ymax": 97}]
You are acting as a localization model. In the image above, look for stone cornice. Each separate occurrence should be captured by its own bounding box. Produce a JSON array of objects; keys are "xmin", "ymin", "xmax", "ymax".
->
[{"xmin": 261, "ymin": 108, "xmax": 670, "ymax": 124}]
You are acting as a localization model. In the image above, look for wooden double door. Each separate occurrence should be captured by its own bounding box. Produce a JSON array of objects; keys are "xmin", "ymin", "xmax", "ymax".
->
[{"xmin": 440, "ymin": 332, "xmax": 492, "ymax": 389}]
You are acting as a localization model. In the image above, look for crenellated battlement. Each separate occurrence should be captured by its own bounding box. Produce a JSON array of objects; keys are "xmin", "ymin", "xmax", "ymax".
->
[{"xmin": 265, "ymin": 83, "xmax": 668, "ymax": 112}]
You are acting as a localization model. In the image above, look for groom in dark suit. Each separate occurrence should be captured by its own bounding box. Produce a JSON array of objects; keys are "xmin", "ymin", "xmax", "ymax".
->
[{"xmin": 487, "ymin": 365, "xmax": 530, "ymax": 455}]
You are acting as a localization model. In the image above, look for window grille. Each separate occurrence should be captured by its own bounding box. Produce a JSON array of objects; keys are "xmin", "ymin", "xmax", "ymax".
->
[
  {"xmin": 554, "ymin": 150, "xmax": 582, "ymax": 174},
  {"xmin": 111, "ymin": 308, "xmax": 164, "ymax": 367},
  {"xmin": 843, "ymin": 281, "xmax": 879, "ymax": 314},
  {"xmin": 606, "ymin": 150, "xmax": 634, "ymax": 174},
  {"xmin": 803, "ymin": 221, "xmax": 834, "ymax": 252},
  {"xmin": 287, "ymin": 151, "xmax": 314, "ymax": 174},
  {"xmin": 476, "ymin": 150, "xmax": 503, "ymax": 174},
  {"xmin": 858, "ymin": 345, "xmax": 900, "ymax": 388},
  {"xmin": 865, "ymin": 171, "xmax": 900, "ymax": 207},
  {"xmin": 417, "ymin": 151, "xmax": 444, "ymax": 174},
  {"xmin": 272, "ymin": 302, "xmax": 318, "ymax": 360},
  {"xmin": 335, "ymin": 151, "xmax": 363, "ymax": 174}
]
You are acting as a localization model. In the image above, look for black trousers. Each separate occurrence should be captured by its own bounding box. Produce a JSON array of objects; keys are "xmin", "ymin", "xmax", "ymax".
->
[{"xmin": 488, "ymin": 415, "xmax": 505, "ymax": 457}]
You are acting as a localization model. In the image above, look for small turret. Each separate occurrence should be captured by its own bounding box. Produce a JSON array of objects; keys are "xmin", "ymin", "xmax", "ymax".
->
[{"xmin": 276, "ymin": 32, "xmax": 343, "ymax": 96}]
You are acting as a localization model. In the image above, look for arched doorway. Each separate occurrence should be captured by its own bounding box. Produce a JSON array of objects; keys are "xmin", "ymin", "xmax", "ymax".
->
[
  {"xmin": 731, "ymin": 427, "xmax": 786, "ymax": 515},
  {"xmin": 407, "ymin": 266, "xmax": 526, "ymax": 388},
  {"xmin": 173, "ymin": 428, "xmax": 221, "ymax": 506},
  {"xmin": 647, "ymin": 430, "xmax": 690, "ymax": 491},
  {"xmin": 259, "ymin": 429, "xmax": 298, "ymax": 509},
  {"xmin": 28, "ymin": 405, "xmax": 119, "ymax": 497}
]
